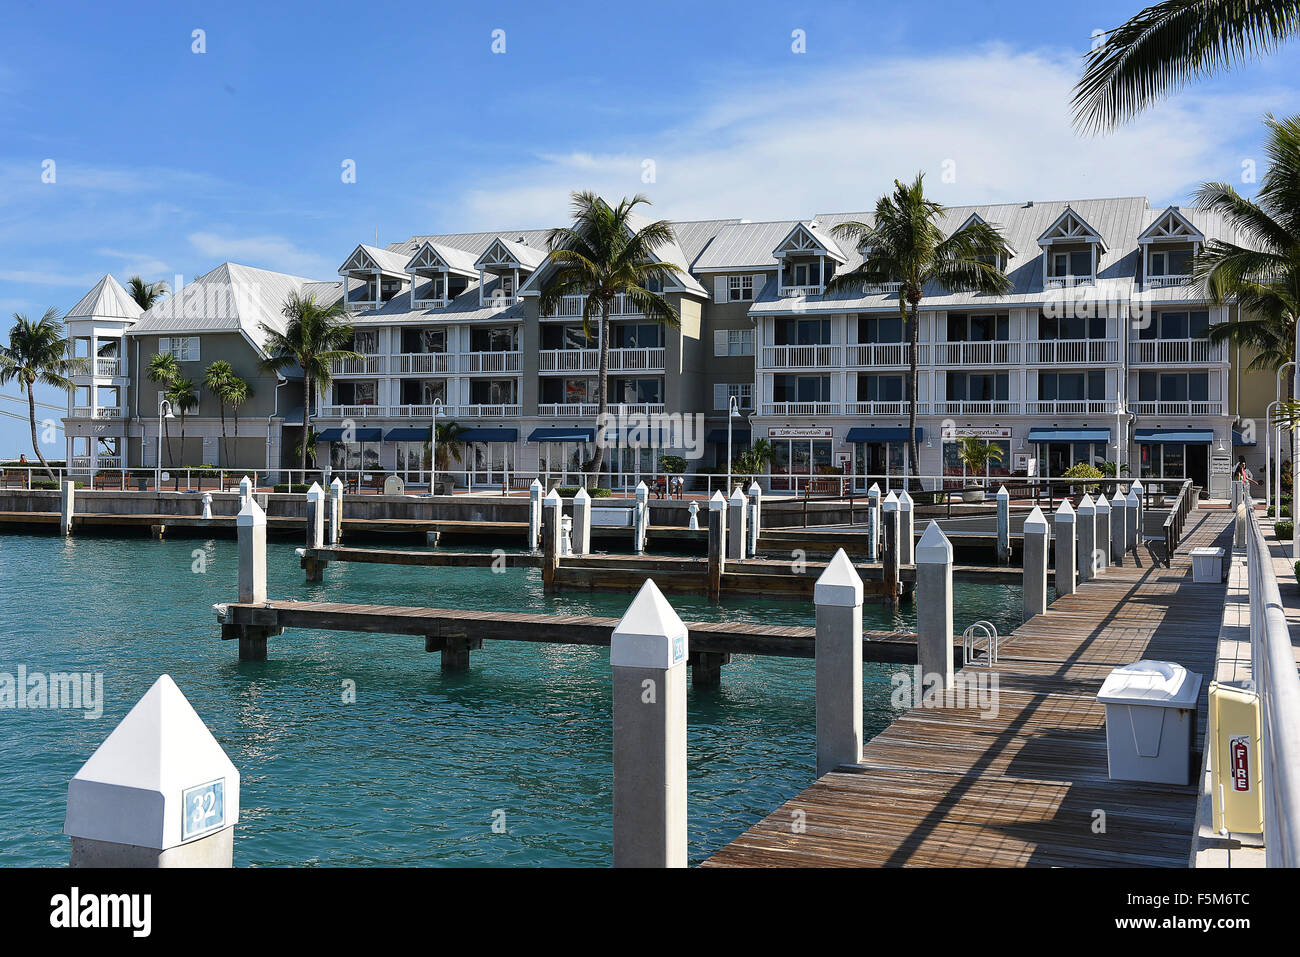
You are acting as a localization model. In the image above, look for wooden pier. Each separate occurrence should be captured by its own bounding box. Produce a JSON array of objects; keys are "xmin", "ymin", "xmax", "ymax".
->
[{"xmin": 702, "ymin": 506, "xmax": 1232, "ymax": 868}]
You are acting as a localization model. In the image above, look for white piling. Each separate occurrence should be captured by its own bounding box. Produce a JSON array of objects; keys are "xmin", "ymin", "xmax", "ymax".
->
[
  {"xmin": 65, "ymin": 674, "xmax": 240, "ymax": 867},
  {"xmin": 748, "ymin": 480, "xmax": 762, "ymax": 554},
  {"xmin": 611, "ymin": 580, "xmax": 688, "ymax": 868},
  {"xmin": 528, "ymin": 478, "xmax": 544, "ymax": 551},
  {"xmin": 560, "ymin": 515, "xmax": 574, "ymax": 557},
  {"xmin": 687, "ymin": 500, "xmax": 699, "ymax": 530},
  {"xmin": 728, "ymin": 486, "xmax": 748, "ymax": 560},
  {"xmin": 1077, "ymin": 493, "xmax": 1097, "ymax": 583},
  {"xmin": 867, "ymin": 482, "xmax": 881, "ymax": 562},
  {"xmin": 996, "ymin": 485, "xmax": 1010, "ymax": 563},
  {"xmin": 915, "ymin": 521, "xmax": 955, "ymax": 691},
  {"xmin": 1022, "ymin": 505, "xmax": 1049, "ymax": 621},
  {"xmin": 329, "ymin": 476, "xmax": 344, "ymax": 545},
  {"xmin": 1126, "ymin": 482, "xmax": 1141, "ymax": 553},
  {"xmin": 1054, "ymin": 497, "xmax": 1077, "ymax": 597},
  {"xmin": 1095, "ymin": 492, "xmax": 1111, "ymax": 574},
  {"xmin": 239, "ymin": 475, "xmax": 253, "ymax": 510},
  {"xmin": 1130, "ymin": 478, "xmax": 1145, "ymax": 534},
  {"xmin": 238, "ymin": 496, "xmax": 267, "ymax": 605},
  {"xmin": 572, "ymin": 486, "xmax": 592, "ymax": 556},
  {"xmin": 634, "ymin": 481, "xmax": 649, "ymax": 554},
  {"xmin": 815, "ymin": 549, "xmax": 863, "ymax": 776},
  {"xmin": 1110, "ymin": 488, "xmax": 1128, "ymax": 563},
  {"xmin": 60, "ymin": 479, "xmax": 75, "ymax": 535},
  {"xmin": 305, "ymin": 481, "xmax": 325, "ymax": 551},
  {"xmin": 201, "ymin": 492, "xmax": 213, "ymax": 520},
  {"xmin": 898, "ymin": 489, "xmax": 915, "ymax": 566}
]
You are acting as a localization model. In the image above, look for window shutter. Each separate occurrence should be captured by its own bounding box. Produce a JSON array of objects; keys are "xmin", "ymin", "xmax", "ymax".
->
[
  {"xmin": 714, "ymin": 329, "xmax": 729, "ymax": 356},
  {"xmin": 714, "ymin": 383, "xmax": 728, "ymax": 411},
  {"xmin": 714, "ymin": 276, "xmax": 728, "ymax": 304}
]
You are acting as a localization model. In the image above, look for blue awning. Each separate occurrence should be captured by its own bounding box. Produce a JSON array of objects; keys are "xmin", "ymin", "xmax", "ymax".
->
[
  {"xmin": 316, "ymin": 427, "xmax": 382, "ymax": 442},
  {"xmin": 1233, "ymin": 428, "xmax": 1257, "ymax": 447},
  {"xmin": 460, "ymin": 428, "xmax": 519, "ymax": 443},
  {"xmin": 1135, "ymin": 429, "xmax": 1214, "ymax": 445},
  {"xmin": 528, "ymin": 427, "xmax": 595, "ymax": 443},
  {"xmin": 1027, "ymin": 428, "xmax": 1111, "ymax": 443},
  {"xmin": 845, "ymin": 427, "xmax": 924, "ymax": 443},
  {"xmin": 384, "ymin": 428, "xmax": 429, "ymax": 441},
  {"xmin": 706, "ymin": 429, "xmax": 751, "ymax": 444}
]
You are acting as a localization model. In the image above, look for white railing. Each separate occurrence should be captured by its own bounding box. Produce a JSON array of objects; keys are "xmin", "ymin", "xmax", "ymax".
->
[
  {"xmin": 96, "ymin": 456, "xmax": 123, "ymax": 469},
  {"xmin": 844, "ymin": 343, "xmax": 919, "ymax": 367},
  {"xmin": 461, "ymin": 351, "xmax": 522, "ymax": 374},
  {"xmin": 1025, "ymin": 400, "xmax": 1119, "ymax": 415},
  {"xmin": 761, "ymin": 345, "xmax": 842, "ymax": 368},
  {"xmin": 410, "ymin": 296, "xmax": 450, "ymax": 309},
  {"xmin": 345, "ymin": 300, "xmax": 379, "ymax": 313},
  {"xmin": 934, "ymin": 400, "xmax": 1022, "ymax": 415},
  {"xmin": 461, "ymin": 403, "xmax": 520, "ymax": 417},
  {"xmin": 317, "ymin": 404, "xmax": 388, "ymax": 418},
  {"xmin": 392, "ymin": 353, "xmax": 455, "ymax": 375},
  {"xmin": 608, "ymin": 347, "xmax": 666, "ymax": 372},
  {"xmin": 70, "ymin": 456, "xmax": 92, "ymax": 471},
  {"xmin": 538, "ymin": 403, "xmax": 598, "ymax": 416},
  {"xmin": 761, "ymin": 401, "xmax": 840, "ymax": 415},
  {"xmin": 387, "ymin": 405, "xmax": 449, "ymax": 418},
  {"xmin": 1143, "ymin": 276, "xmax": 1191, "ymax": 289},
  {"xmin": 95, "ymin": 357, "xmax": 122, "ymax": 376},
  {"xmin": 1129, "ymin": 339, "xmax": 1225, "ymax": 364},
  {"xmin": 865, "ymin": 281, "xmax": 904, "ymax": 293},
  {"xmin": 1044, "ymin": 275, "xmax": 1095, "ymax": 289},
  {"xmin": 539, "ymin": 349, "xmax": 598, "ymax": 373},
  {"xmin": 542, "ymin": 293, "xmax": 643, "ymax": 318},
  {"xmin": 71, "ymin": 406, "xmax": 124, "ymax": 419},
  {"xmin": 933, "ymin": 341, "xmax": 1021, "ymax": 365},
  {"xmin": 1130, "ymin": 400, "xmax": 1225, "ymax": 416},
  {"xmin": 845, "ymin": 401, "xmax": 931, "ymax": 416},
  {"xmin": 480, "ymin": 293, "xmax": 518, "ymax": 308},
  {"xmin": 331, "ymin": 355, "xmax": 387, "ymax": 375},
  {"xmin": 1027, "ymin": 339, "xmax": 1120, "ymax": 364},
  {"xmin": 608, "ymin": 403, "xmax": 666, "ymax": 415},
  {"xmin": 1242, "ymin": 489, "xmax": 1300, "ymax": 866},
  {"xmin": 778, "ymin": 285, "xmax": 824, "ymax": 297}
]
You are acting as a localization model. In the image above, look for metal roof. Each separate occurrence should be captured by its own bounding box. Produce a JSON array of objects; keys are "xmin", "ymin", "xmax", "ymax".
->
[{"xmin": 63, "ymin": 274, "xmax": 144, "ymax": 323}]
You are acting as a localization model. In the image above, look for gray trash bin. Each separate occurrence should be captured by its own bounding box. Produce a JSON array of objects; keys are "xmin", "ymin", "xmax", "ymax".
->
[{"xmin": 1096, "ymin": 660, "xmax": 1202, "ymax": 785}]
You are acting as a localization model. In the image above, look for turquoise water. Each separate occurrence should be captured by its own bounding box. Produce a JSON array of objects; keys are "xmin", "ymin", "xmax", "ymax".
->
[{"xmin": 0, "ymin": 532, "xmax": 1030, "ymax": 867}]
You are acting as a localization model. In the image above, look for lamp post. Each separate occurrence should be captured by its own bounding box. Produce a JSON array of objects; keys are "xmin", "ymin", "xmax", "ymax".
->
[
  {"xmin": 726, "ymin": 394, "xmax": 741, "ymax": 495},
  {"xmin": 1273, "ymin": 361, "xmax": 1295, "ymax": 520},
  {"xmin": 155, "ymin": 400, "xmax": 174, "ymax": 491},
  {"xmin": 429, "ymin": 397, "xmax": 445, "ymax": 495}
]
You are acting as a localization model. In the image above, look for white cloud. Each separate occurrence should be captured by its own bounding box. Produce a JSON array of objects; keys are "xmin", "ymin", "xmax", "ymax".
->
[
  {"xmin": 187, "ymin": 232, "xmax": 334, "ymax": 278},
  {"xmin": 0, "ymin": 268, "xmax": 101, "ymax": 287},
  {"xmin": 443, "ymin": 45, "xmax": 1291, "ymax": 228},
  {"xmin": 95, "ymin": 249, "xmax": 171, "ymax": 279}
]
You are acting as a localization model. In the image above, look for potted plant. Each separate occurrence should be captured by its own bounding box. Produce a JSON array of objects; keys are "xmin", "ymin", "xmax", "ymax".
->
[{"xmin": 957, "ymin": 436, "xmax": 1002, "ymax": 503}]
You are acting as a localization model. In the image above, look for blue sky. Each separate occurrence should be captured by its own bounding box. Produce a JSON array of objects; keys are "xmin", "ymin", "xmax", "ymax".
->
[{"xmin": 2, "ymin": 0, "xmax": 1299, "ymax": 454}]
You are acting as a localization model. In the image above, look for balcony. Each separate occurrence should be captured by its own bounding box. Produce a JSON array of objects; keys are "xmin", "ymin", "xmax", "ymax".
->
[
  {"xmin": 865, "ymin": 281, "xmax": 904, "ymax": 294},
  {"xmin": 934, "ymin": 400, "xmax": 1022, "ymax": 415},
  {"xmin": 70, "ymin": 406, "xmax": 124, "ymax": 419},
  {"xmin": 1044, "ymin": 275, "xmax": 1095, "ymax": 289},
  {"xmin": 1130, "ymin": 400, "xmax": 1225, "ymax": 416},
  {"xmin": 1025, "ymin": 400, "xmax": 1119, "ymax": 415},
  {"xmin": 462, "ymin": 403, "xmax": 520, "ymax": 418},
  {"xmin": 95, "ymin": 357, "xmax": 122, "ymax": 376},
  {"xmin": 539, "ymin": 349, "xmax": 599, "ymax": 373},
  {"xmin": 538, "ymin": 403, "xmax": 599, "ymax": 417},
  {"xmin": 542, "ymin": 293, "xmax": 643, "ymax": 319},
  {"xmin": 845, "ymin": 401, "xmax": 931, "ymax": 416},
  {"xmin": 331, "ymin": 355, "xmax": 387, "ymax": 375},
  {"xmin": 1128, "ymin": 339, "xmax": 1225, "ymax": 364},
  {"xmin": 1143, "ymin": 275, "xmax": 1191, "ymax": 289},
  {"xmin": 761, "ymin": 401, "xmax": 840, "ymax": 416},
  {"xmin": 609, "ymin": 347, "xmax": 665, "ymax": 373},
  {"xmin": 481, "ymin": 293, "xmax": 518, "ymax": 309},
  {"xmin": 387, "ymin": 405, "xmax": 448, "ymax": 418},
  {"xmin": 933, "ymin": 341, "xmax": 1021, "ymax": 365},
  {"xmin": 392, "ymin": 353, "xmax": 455, "ymax": 375},
  {"xmin": 761, "ymin": 345, "xmax": 842, "ymax": 369},
  {"xmin": 1027, "ymin": 339, "xmax": 1120, "ymax": 364},
  {"xmin": 777, "ymin": 285, "xmax": 823, "ymax": 298},
  {"xmin": 317, "ymin": 404, "xmax": 388, "ymax": 418},
  {"xmin": 461, "ymin": 351, "xmax": 522, "ymax": 374},
  {"xmin": 844, "ymin": 343, "xmax": 919, "ymax": 367},
  {"xmin": 73, "ymin": 455, "xmax": 123, "ymax": 470}
]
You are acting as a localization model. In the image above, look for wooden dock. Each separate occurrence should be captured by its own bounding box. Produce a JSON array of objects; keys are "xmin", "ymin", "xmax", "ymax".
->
[{"xmin": 702, "ymin": 506, "xmax": 1232, "ymax": 868}]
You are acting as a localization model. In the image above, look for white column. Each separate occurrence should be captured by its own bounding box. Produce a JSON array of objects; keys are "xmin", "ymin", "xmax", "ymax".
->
[
  {"xmin": 528, "ymin": 478, "xmax": 543, "ymax": 551},
  {"xmin": 915, "ymin": 521, "xmax": 954, "ymax": 690},
  {"xmin": 1077, "ymin": 493, "xmax": 1097, "ymax": 582},
  {"xmin": 1110, "ymin": 488, "xmax": 1128, "ymax": 563},
  {"xmin": 1095, "ymin": 492, "xmax": 1111, "ymax": 573},
  {"xmin": 748, "ymin": 480, "xmax": 762, "ymax": 553},
  {"xmin": 867, "ymin": 482, "xmax": 881, "ymax": 561},
  {"xmin": 728, "ymin": 486, "xmax": 748, "ymax": 560},
  {"xmin": 329, "ymin": 476, "xmax": 344, "ymax": 545},
  {"xmin": 237, "ymin": 496, "xmax": 267, "ymax": 605},
  {"xmin": 898, "ymin": 489, "xmax": 915, "ymax": 566},
  {"xmin": 239, "ymin": 475, "xmax": 253, "ymax": 511},
  {"xmin": 688, "ymin": 500, "xmax": 699, "ymax": 530},
  {"xmin": 572, "ymin": 486, "xmax": 592, "ymax": 556},
  {"xmin": 815, "ymin": 549, "xmax": 863, "ymax": 776},
  {"xmin": 1022, "ymin": 505, "xmax": 1049, "ymax": 620},
  {"xmin": 634, "ymin": 481, "xmax": 649, "ymax": 554},
  {"xmin": 60, "ymin": 479, "xmax": 75, "ymax": 536},
  {"xmin": 202, "ymin": 492, "xmax": 213, "ymax": 520},
  {"xmin": 1126, "ymin": 482, "xmax": 1141, "ymax": 553},
  {"xmin": 996, "ymin": 484, "xmax": 1010, "ymax": 563},
  {"xmin": 306, "ymin": 481, "xmax": 325, "ymax": 550},
  {"xmin": 1054, "ymin": 497, "xmax": 1077, "ymax": 597}
]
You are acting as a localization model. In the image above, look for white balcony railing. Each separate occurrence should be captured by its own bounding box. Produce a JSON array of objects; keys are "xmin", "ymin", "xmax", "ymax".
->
[
  {"xmin": 608, "ymin": 347, "xmax": 666, "ymax": 372},
  {"xmin": 934, "ymin": 401, "xmax": 1022, "ymax": 416},
  {"xmin": 387, "ymin": 405, "xmax": 449, "ymax": 418},
  {"xmin": 1025, "ymin": 400, "xmax": 1119, "ymax": 415},
  {"xmin": 95, "ymin": 357, "xmax": 122, "ymax": 376},
  {"xmin": 480, "ymin": 293, "xmax": 518, "ymax": 308},
  {"xmin": 317, "ymin": 404, "xmax": 387, "ymax": 418},
  {"xmin": 845, "ymin": 401, "xmax": 931, "ymax": 416},
  {"xmin": 461, "ymin": 351, "xmax": 522, "ymax": 374},
  {"xmin": 1044, "ymin": 275, "xmax": 1095, "ymax": 289},
  {"xmin": 462, "ymin": 403, "xmax": 521, "ymax": 417},
  {"xmin": 331, "ymin": 355, "xmax": 387, "ymax": 375},
  {"xmin": 542, "ymin": 293, "xmax": 643, "ymax": 319},
  {"xmin": 933, "ymin": 341, "xmax": 1021, "ymax": 365},
  {"xmin": 864, "ymin": 281, "xmax": 904, "ymax": 294},
  {"xmin": 96, "ymin": 456, "xmax": 123, "ymax": 470},
  {"xmin": 844, "ymin": 343, "xmax": 920, "ymax": 367},
  {"xmin": 1130, "ymin": 400, "xmax": 1225, "ymax": 416},
  {"xmin": 71, "ymin": 406, "xmax": 124, "ymax": 419},
  {"xmin": 1027, "ymin": 339, "xmax": 1120, "ymax": 364},
  {"xmin": 761, "ymin": 401, "xmax": 840, "ymax": 416},
  {"xmin": 538, "ymin": 403, "xmax": 599, "ymax": 417},
  {"xmin": 1128, "ymin": 339, "xmax": 1225, "ymax": 364},
  {"xmin": 1143, "ymin": 276, "xmax": 1191, "ymax": 289},
  {"xmin": 392, "ymin": 353, "xmax": 455, "ymax": 375},
  {"xmin": 777, "ymin": 285, "xmax": 824, "ymax": 298},
  {"xmin": 761, "ymin": 345, "xmax": 842, "ymax": 368},
  {"xmin": 539, "ymin": 349, "xmax": 599, "ymax": 373}
]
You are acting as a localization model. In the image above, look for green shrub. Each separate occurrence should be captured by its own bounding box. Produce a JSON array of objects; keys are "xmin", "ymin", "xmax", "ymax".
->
[
  {"xmin": 273, "ymin": 483, "xmax": 312, "ymax": 493},
  {"xmin": 1294, "ymin": 561, "xmax": 1299, "ymax": 581},
  {"xmin": 555, "ymin": 486, "xmax": 613, "ymax": 497},
  {"xmin": 31, "ymin": 480, "xmax": 83, "ymax": 490},
  {"xmin": 1277, "ymin": 520, "xmax": 1294, "ymax": 541},
  {"xmin": 1270, "ymin": 504, "xmax": 1292, "ymax": 518}
]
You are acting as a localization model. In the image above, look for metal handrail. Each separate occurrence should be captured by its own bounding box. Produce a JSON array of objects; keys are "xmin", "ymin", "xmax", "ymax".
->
[
  {"xmin": 1242, "ymin": 487, "xmax": 1300, "ymax": 866},
  {"xmin": 961, "ymin": 620, "xmax": 999, "ymax": 667},
  {"xmin": 1161, "ymin": 478, "xmax": 1196, "ymax": 566}
]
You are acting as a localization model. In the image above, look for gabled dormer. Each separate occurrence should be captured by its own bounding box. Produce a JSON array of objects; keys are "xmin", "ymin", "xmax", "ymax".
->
[
  {"xmin": 339, "ymin": 244, "xmax": 410, "ymax": 312},
  {"xmin": 475, "ymin": 237, "xmax": 546, "ymax": 308},
  {"xmin": 954, "ymin": 213, "xmax": 1014, "ymax": 272},
  {"xmin": 405, "ymin": 241, "xmax": 479, "ymax": 309},
  {"xmin": 1037, "ymin": 207, "xmax": 1104, "ymax": 288},
  {"xmin": 774, "ymin": 222, "xmax": 846, "ymax": 296},
  {"xmin": 1138, "ymin": 206, "xmax": 1205, "ymax": 288}
]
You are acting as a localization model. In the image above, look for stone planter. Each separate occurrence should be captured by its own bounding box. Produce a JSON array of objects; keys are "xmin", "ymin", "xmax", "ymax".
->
[{"xmin": 962, "ymin": 485, "xmax": 986, "ymax": 504}]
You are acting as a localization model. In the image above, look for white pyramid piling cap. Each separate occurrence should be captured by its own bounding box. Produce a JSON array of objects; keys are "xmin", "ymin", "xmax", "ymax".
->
[
  {"xmin": 1111, "ymin": 489, "xmax": 1126, "ymax": 506},
  {"xmin": 709, "ymin": 489, "xmax": 726, "ymax": 510},
  {"xmin": 882, "ymin": 490, "xmax": 900, "ymax": 511},
  {"xmin": 307, "ymin": 481, "xmax": 324, "ymax": 501},
  {"xmin": 635, "ymin": 481, "xmax": 649, "ymax": 500},
  {"xmin": 730, "ymin": 486, "xmax": 747, "ymax": 505},
  {"xmin": 815, "ymin": 548, "xmax": 863, "ymax": 607},
  {"xmin": 544, "ymin": 488, "xmax": 561, "ymax": 505},
  {"xmin": 868, "ymin": 482, "xmax": 881, "ymax": 496},
  {"xmin": 64, "ymin": 674, "xmax": 240, "ymax": 850},
  {"xmin": 330, "ymin": 476, "xmax": 344, "ymax": 492},
  {"xmin": 237, "ymin": 494, "xmax": 265, "ymax": 526},
  {"xmin": 1055, "ymin": 497, "xmax": 1076, "ymax": 523},
  {"xmin": 530, "ymin": 478, "xmax": 543, "ymax": 491},
  {"xmin": 997, "ymin": 485, "xmax": 1010, "ymax": 500},
  {"xmin": 1078, "ymin": 493, "xmax": 1096, "ymax": 514},
  {"xmin": 1023, "ymin": 505, "xmax": 1050, "ymax": 534},
  {"xmin": 1127, "ymin": 485, "xmax": 1141, "ymax": 504},
  {"xmin": 573, "ymin": 486, "xmax": 591, "ymax": 502},
  {"xmin": 1096, "ymin": 493, "xmax": 1112, "ymax": 512},
  {"xmin": 898, "ymin": 489, "xmax": 914, "ymax": 510},
  {"xmin": 1130, "ymin": 479, "xmax": 1143, "ymax": 494},
  {"xmin": 610, "ymin": 579, "xmax": 688, "ymax": 670},
  {"xmin": 915, "ymin": 521, "xmax": 953, "ymax": 564},
  {"xmin": 749, "ymin": 480, "xmax": 761, "ymax": 495}
]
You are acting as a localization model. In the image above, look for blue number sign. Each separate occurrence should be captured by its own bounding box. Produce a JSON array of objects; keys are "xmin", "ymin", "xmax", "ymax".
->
[{"xmin": 181, "ymin": 778, "xmax": 226, "ymax": 841}]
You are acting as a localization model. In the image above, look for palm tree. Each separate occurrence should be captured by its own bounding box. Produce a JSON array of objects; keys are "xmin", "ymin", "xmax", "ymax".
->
[
  {"xmin": 0, "ymin": 308, "xmax": 83, "ymax": 482},
  {"xmin": 203, "ymin": 360, "xmax": 237, "ymax": 465},
  {"xmin": 956, "ymin": 436, "xmax": 1004, "ymax": 486},
  {"xmin": 424, "ymin": 422, "xmax": 468, "ymax": 485},
  {"xmin": 166, "ymin": 378, "xmax": 199, "ymax": 472},
  {"xmin": 259, "ymin": 292, "xmax": 361, "ymax": 475},
  {"xmin": 827, "ymin": 174, "xmax": 1013, "ymax": 483},
  {"xmin": 145, "ymin": 352, "xmax": 181, "ymax": 466},
  {"xmin": 126, "ymin": 276, "xmax": 170, "ymax": 311},
  {"xmin": 226, "ymin": 376, "xmax": 251, "ymax": 468},
  {"xmin": 1073, "ymin": 0, "xmax": 1300, "ymax": 133},
  {"xmin": 538, "ymin": 192, "xmax": 683, "ymax": 477}
]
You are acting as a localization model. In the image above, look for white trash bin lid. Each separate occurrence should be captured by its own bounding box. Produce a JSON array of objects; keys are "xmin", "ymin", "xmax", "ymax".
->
[
  {"xmin": 1097, "ymin": 660, "xmax": 1201, "ymax": 708},
  {"xmin": 1189, "ymin": 546, "xmax": 1224, "ymax": 558}
]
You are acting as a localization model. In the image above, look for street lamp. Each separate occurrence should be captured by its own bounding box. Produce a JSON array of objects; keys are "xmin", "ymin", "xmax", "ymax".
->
[
  {"xmin": 429, "ymin": 397, "xmax": 445, "ymax": 495},
  {"xmin": 727, "ymin": 394, "xmax": 742, "ymax": 495},
  {"xmin": 156, "ymin": 399, "xmax": 174, "ymax": 490}
]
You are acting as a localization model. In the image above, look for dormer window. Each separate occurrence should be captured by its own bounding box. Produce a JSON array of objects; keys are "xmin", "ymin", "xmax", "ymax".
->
[
  {"xmin": 1149, "ymin": 248, "xmax": 1193, "ymax": 278},
  {"xmin": 475, "ymin": 237, "xmax": 544, "ymax": 307},
  {"xmin": 1037, "ymin": 207, "xmax": 1104, "ymax": 289},
  {"xmin": 773, "ymin": 222, "xmax": 846, "ymax": 296},
  {"xmin": 1138, "ymin": 207, "xmax": 1204, "ymax": 288},
  {"xmin": 1049, "ymin": 250, "xmax": 1093, "ymax": 279},
  {"xmin": 339, "ymin": 244, "xmax": 410, "ymax": 312}
]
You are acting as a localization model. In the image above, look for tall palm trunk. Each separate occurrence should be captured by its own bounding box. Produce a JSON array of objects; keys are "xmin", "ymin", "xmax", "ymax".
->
[
  {"xmin": 233, "ymin": 408, "xmax": 240, "ymax": 469},
  {"xmin": 217, "ymin": 400, "xmax": 228, "ymax": 467},
  {"xmin": 162, "ymin": 417, "xmax": 174, "ymax": 468},
  {"xmin": 905, "ymin": 298, "xmax": 921, "ymax": 492},
  {"xmin": 589, "ymin": 310, "xmax": 610, "ymax": 480},
  {"xmin": 27, "ymin": 387, "xmax": 55, "ymax": 483},
  {"xmin": 301, "ymin": 372, "xmax": 311, "ymax": 476}
]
